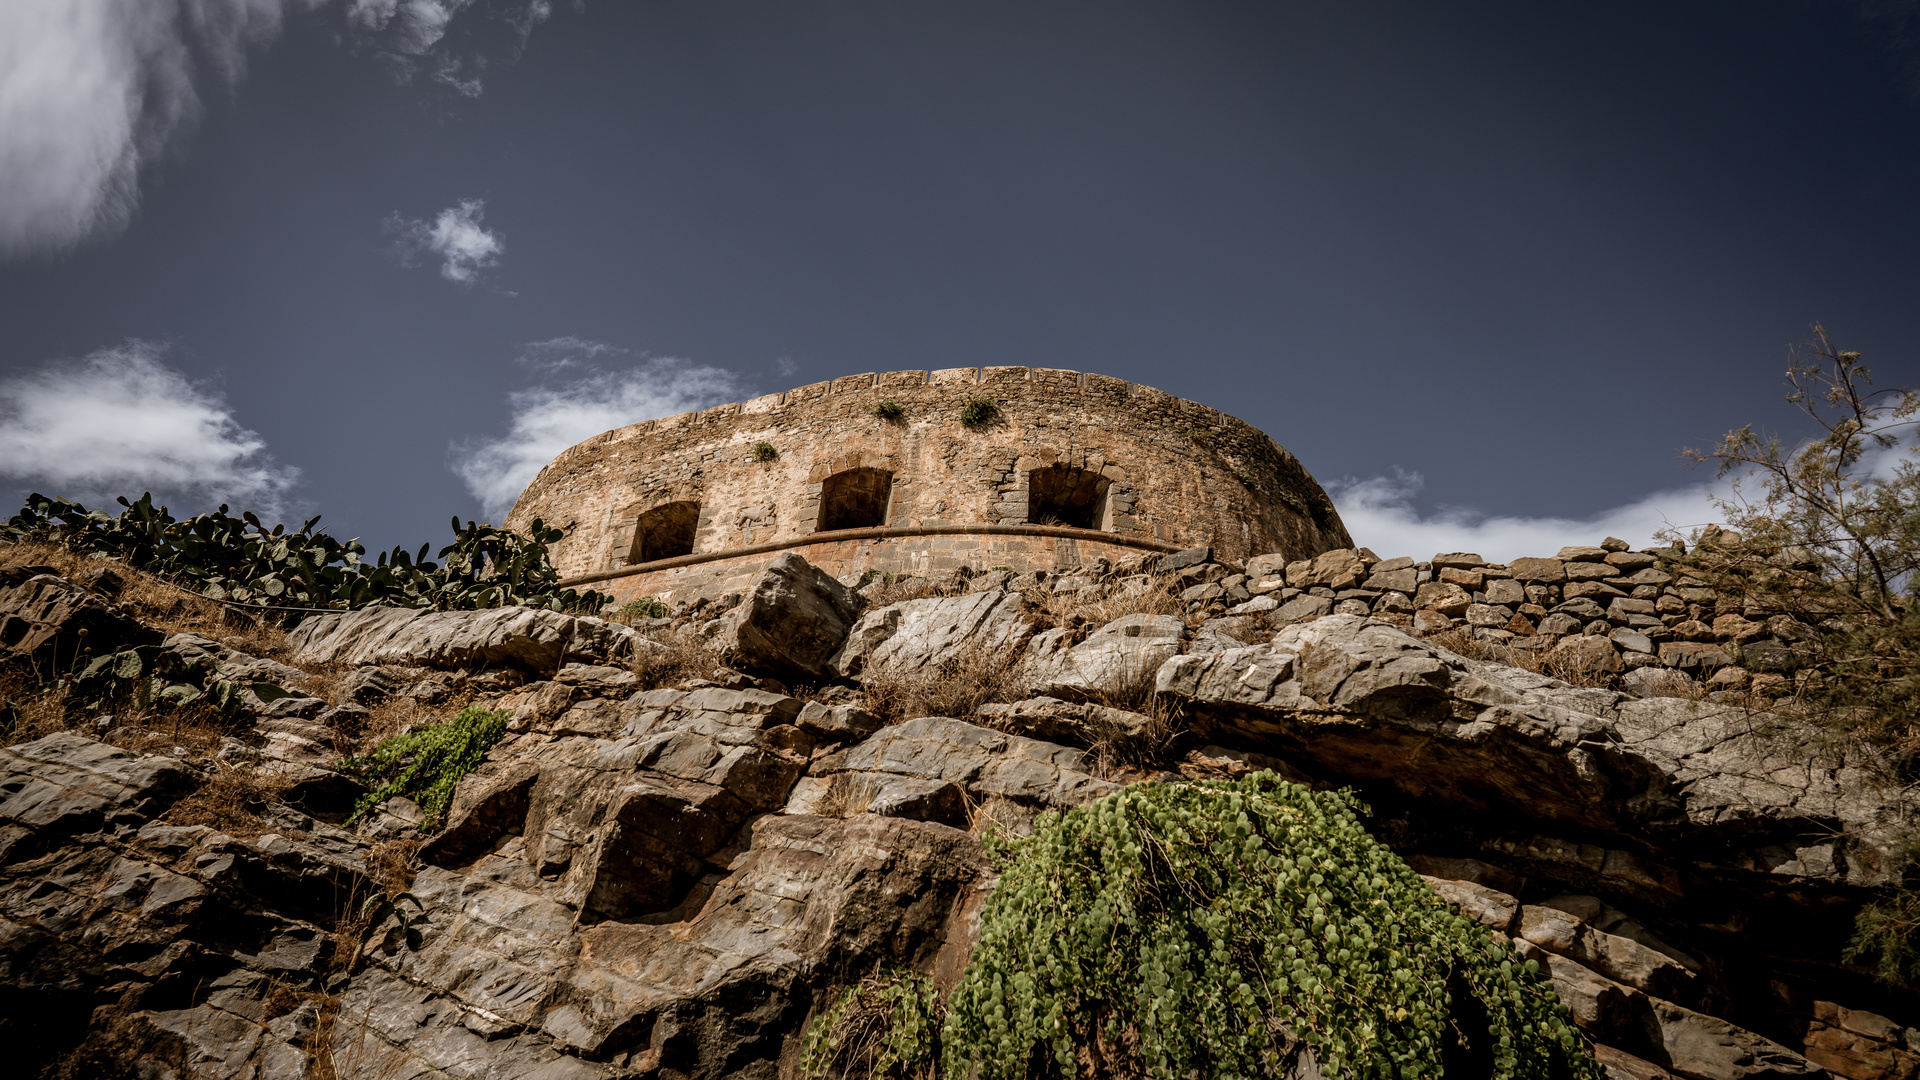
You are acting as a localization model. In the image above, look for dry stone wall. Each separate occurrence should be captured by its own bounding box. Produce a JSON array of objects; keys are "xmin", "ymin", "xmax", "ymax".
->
[
  {"xmin": 504, "ymin": 367, "xmax": 1352, "ymax": 603},
  {"xmin": 1227, "ymin": 536, "xmax": 1804, "ymax": 698}
]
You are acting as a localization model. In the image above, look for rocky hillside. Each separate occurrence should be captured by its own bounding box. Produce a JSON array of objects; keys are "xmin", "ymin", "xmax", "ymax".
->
[{"xmin": 0, "ymin": 541, "xmax": 1915, "ymax": 1080}]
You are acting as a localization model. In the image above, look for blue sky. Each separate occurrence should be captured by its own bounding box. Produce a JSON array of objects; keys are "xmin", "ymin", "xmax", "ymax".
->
[{"xmin": 2, "ymin": 0, "xmax": 1917, "ymax": 561}]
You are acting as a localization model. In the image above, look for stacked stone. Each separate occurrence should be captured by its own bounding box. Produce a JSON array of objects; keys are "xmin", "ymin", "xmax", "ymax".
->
[{"xmin": 1193, "ymin": 538, "xmax": 1800, "ymax": 698}]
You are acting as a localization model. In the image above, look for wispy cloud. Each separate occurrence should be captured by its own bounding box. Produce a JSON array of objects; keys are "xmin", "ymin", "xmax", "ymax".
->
[
  {"xmin": 386, "ymin": 198, "xmax": 503, "ymax": 283},
  {"xmin": 1324, "ymin": 470, "xmax": 1726, "ymax": 563},
  {"xmin": 0, "ymin": 341, "xmax": 300, "ymax": 516},
  {"xmin": 346, "ymin": 0, "xmax": 553, "ymax": 96},
  {"xmin": 0, "ymin": 0, "xmax": 557, "ymax": 256},
  {"xmin": 452, "ymin": 341, "xmax": 752, "ymax": 519}
]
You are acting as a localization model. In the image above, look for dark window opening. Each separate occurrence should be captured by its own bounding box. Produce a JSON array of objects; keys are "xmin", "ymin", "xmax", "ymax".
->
[
  {"xmin": 817, "ymin": 468, "xmax": 892, "ymax": 532},
  {"xmin": 1028, "ymin": 465, "xmax": 1108, "ymax": 530},
  {"xmin": 629, "ymin": 501, "xmax": 700, "ymax": 563}
]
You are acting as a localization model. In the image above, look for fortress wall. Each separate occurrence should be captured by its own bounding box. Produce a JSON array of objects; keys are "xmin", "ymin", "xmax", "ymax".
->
[
  {"xmin": 505, "ymin": 366, "xmax": 1352, "ymax": 594},
  {"xmin": 575, "ymin": 527, "xmax": 1172, "ymax": 605}
]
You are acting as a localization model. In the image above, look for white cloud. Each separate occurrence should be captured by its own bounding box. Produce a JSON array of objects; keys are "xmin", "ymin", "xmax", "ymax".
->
[
  {"xmin": 0, "ymin": 341, "xmax": 300, "ymax": 515},
  {"xmin": 386, "ymin": 198, "xmax": 503, "ymax": 283},
  {"xmin": 0, "ymin": 0, "xmax": 557, "ymax": 255},
  {"xmin": 0, "ymin": 0, "xmax": 306, "ymax": 256},
  {"xmin": 1324, "ymin": 470, "xmax": 1727, "ymax": 563},
  {"xmin": 453, "ymin": 344, "xmax": 751, "ymax": 519},
  {"xmin": 345, "ymin": 0, "xmax": 553, "ymax": 94}
]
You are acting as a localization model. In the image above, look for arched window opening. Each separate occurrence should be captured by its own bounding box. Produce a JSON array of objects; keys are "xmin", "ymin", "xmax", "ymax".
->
[
  {"xmin": 817, "ymin": 468, "xmax": 893, "ymax": 532},
  {"xmin": 1028, "ymin": 465, "xmax": 1109, "ymax": 530},
  {"xmin": 629, "ymin": 501, "xmax": 700, "ymax": 563}
]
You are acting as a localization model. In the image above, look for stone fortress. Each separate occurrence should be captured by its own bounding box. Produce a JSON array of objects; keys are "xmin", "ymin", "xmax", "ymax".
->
[{"xmin": 505, "ymin": 366, "xmax": 1355, "ymax": 603}]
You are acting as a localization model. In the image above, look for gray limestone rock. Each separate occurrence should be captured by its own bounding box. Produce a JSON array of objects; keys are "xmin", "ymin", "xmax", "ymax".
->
[
  {"xmin": 715, "ymin": 552, "xmax": 862, "ymax": 678},
  {"xmin": 287, "ymin": 604, "xmax": 642, "ymax": 672},
  {"xmin": 811, "ymin": 716, "xmax": 1119, "ymax": 810},
  {"xmin": 1271, "ymin": 593, "xmax": 1335, "ymax": 625},
  {"xmin": 0, "ymin": 566, "xmax": 160, "ymax": 671},
  {"xmin": 1020, "ymin": 613, "xmax": 1188, "ymax": 700},
  {"xmin": 975, "ymin": 695, "xmax": 1156, "ymax": 750},
  {"xmin": 1154, "ymin": 614, "xmax": 1913, "ymax": 885},
  {"xmin": 0, "ymin": 732, "xmax": 193, "ymax": 850},
  {"xmin": 830, "ymin": 586, "xmax": 1031, "ymax": 679},
  {"xmin": 1155, "ymin": 546, "xmax": 1214, "ymax": 573}
]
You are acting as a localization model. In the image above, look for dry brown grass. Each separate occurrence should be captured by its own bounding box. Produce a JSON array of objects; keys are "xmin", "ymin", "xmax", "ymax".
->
[
  {"xmin": 861, "ymin": 635, "xmax": 1024, "ymax": 726},
  {"xmin": 0, "ymin": 540, "xmax": 288, "ymax": 657},
  {"xmin": 1419, "ymin": 626, "xmax": 1508, "ymax": 663},
  {"xmin": 0, "ymin": 668, "xmax": 70, "ymax": 746},
  {"xmin": 860, "ymin": 572, "xmax": 959, "ymax": 606},
  {"xmin": 814, "ymin": 774, "xmax": 878, "ymax": 818},
  {"xmin": 310, "ymin": 836, "xmax": 421, "ymax": 1080},
  {"xmin": 157, "ymin": 757, "xmax": 293, "ymax": 839},
  {"xmin": 1022, "ymin": 576, "xmax": 1189, "ymax": 634},
  {"xmin": 630, "ymin": 629, "xmax": 729, "ymax": 691},
  {"xmin": 331, "ymin": 689, "xmax": 481, "ymax": 759},
  {"xmin": 0, "ymin": 540, "xmax": 308, "ymax": 750},
  {"xmin": 1419, "ymin": 625, "xmax": 1627, "ymax": 689}
]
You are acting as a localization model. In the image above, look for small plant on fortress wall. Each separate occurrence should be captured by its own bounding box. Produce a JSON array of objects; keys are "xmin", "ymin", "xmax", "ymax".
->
[
  {"xmin": 804, "ymin": 773, "xmax": 1597, "ymax": 1080},
  {"xmin": 340, "ymin": 705, "xmax": 509, "ymax": 825},
  {"xmin": 752, "ymin": 441, "xmax": 779, "ymax": 462},
  {"xmin": 871, "ymin": 399, "xmax": 908, "ymax": 421},
  {"xmin": 959, "ymin": 396, "xmax": 998, "ymax": 428}
]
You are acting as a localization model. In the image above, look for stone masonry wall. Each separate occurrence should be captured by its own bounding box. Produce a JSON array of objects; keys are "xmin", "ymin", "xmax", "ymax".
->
[
  {"xmin": 1210, "ymin": 536, "xmax": 1834, "ymax": 700},
  {"xmin": 581, "ymin": 528, "xmax": 1172, "ymax": 606},
  {"xmin": 503, "ymin": 367, "xmax": 1352, "ymax": 590}
]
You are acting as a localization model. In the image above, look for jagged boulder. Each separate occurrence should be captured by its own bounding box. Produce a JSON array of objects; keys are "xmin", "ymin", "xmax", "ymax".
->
[
  {"xmin": 1020, "ymin": 612, "xmax": 1187, "ymax": 700},
  {"xmin": 285, "ymin": 604, "xmax": 642, "ymax": 672},
  {"xmin": 808, "ymin": 716, "xmax": 1120, "ymax": 812},
  {"xmin": 714, "ymin": 552, "xmax": 861, "ymax": 678},
  {"xmin": 0, "ymin": 566, "xmax": 159, "ymax": 672},
  {"xmin": 974, "ymin": 695, "xmax": 1156, "ymax": 750},
  {"xmin": 424, "ymin": 685, "xmax": 814, "ymax": 922},
  {"xmin": 347, "ymin": 814, "xmax": 990, "ymax": 1077},
  {"xmin": 829, "ymin": 587, "xmax": 1031, "ymax": 678},
  {"xmin": 0, "ymin": 732, "xmax": 194, "ymax": 859},
  {"xmin": 1154, "ymin": 614, "xmax": 1908, "ymax": 882}
]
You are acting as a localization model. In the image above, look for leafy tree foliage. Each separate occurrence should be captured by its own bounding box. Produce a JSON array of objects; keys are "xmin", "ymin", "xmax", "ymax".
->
[
  {"xmin": 4, "ymin": 492, "xmax": 610, "ymax": 614},
  {"xmin": 807, "ymin": 774, "xmax": 1595, "ymax": 1080},
  {"xmin": 1673, "ymin": 328, "xmax": 1920, "ymax": 763},
  {"xmin": 1673, "ymin": 327, "xmax": 1920, "ymax": 984}
]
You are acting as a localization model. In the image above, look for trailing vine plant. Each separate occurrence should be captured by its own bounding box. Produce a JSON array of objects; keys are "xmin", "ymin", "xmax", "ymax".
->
[
  {"xmin": 805, "ymin": 773, "xmax": 1597, "ymax": 1080},
  {"xmin": 339, "ymin": 705, "xmax": 509, "ymax": 825},
  {"xmin": 804, "ymin": 968, "xmax": 945, "ymax": 1080}
]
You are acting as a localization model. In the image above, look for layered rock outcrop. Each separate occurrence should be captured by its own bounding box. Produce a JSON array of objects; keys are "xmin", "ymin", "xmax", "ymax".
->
[{"xmin": 1, "ymin": 548, "xmax": 1914, "ymax": 1080}]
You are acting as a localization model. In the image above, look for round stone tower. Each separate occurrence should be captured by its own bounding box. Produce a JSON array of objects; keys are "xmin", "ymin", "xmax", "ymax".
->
[{"xmin": 507, "ymin": 366, "xmax": 1352, "ymax": 603}]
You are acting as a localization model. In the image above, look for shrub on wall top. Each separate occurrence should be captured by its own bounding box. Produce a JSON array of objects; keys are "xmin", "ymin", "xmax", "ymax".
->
[{"xmin": 959, "ymin": 396, "xmax": 998, "ymax": 428}]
